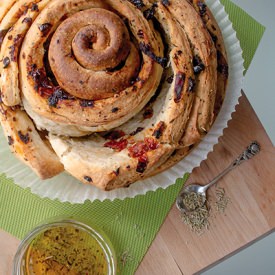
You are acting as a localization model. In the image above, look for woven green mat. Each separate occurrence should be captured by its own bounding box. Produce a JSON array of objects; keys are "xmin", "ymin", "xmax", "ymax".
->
[{"xmin": 0, "ymin": 0, "xmax": 265, "ymax": 274}]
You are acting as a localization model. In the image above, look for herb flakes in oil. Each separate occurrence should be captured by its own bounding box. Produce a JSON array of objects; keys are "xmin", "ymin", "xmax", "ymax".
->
[{"xmin": 25, "ymin": 225, "xmax": 108, "ymax": 274}]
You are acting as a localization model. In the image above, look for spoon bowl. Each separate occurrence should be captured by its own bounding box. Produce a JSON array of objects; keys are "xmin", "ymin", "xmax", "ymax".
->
[
  {"xmin": 176, "ymin": 184, "xmax": 206, "ymax": 212},
  {"xmin": 176, "ymin": 141, "xmax": 260, "ymax": 213}
]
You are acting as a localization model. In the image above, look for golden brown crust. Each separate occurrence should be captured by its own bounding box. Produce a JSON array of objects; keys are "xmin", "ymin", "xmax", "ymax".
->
[
  {"xmin": 191, "ymin": 0, "xmax": 229, "ymax": 117},
  {"xmin": 145, "ymin": 147, "xmax": 191, "ymax": 178},
  {"xmin": 166, "ymin": 0, "xmax": 217, "ymax": 149},
  {"xmin": 0, "ymin": 0, "xmax": 228, "ymax": 190},
  {"xmin": 0, "ymin": 104, "xmax": 64, "ymax": 179},
  {"xmin": 20, "ymin": 0, "xmax": 164, "ymax": 131},
  {"xmin": 0, "ymin": 0, "xmax": 17, "ymax": 24},
  {"xmin": 0, "ymin": 0, "xmax": 50, "ymax": 107},
  {"xmin": 49, "ymin": 134, "xmax": 173, "ymax": 191},
  {"xmin": 49, "ymin": 9, "xmax": 139, "ymax": 100},
  {"xmin": 147, "ymin": 0, "xmax": 229, "ymax": 177}
]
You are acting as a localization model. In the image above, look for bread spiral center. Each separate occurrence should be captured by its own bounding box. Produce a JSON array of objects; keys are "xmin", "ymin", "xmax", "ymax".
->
[{"xmin": 49, "ymin": 8, "xmax": 139, "ymax": 100}]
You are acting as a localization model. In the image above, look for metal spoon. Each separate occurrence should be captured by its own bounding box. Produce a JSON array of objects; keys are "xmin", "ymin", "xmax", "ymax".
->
[{"xmin": 176, "ymin": 141, "xmax": 261, "ymax": 212}]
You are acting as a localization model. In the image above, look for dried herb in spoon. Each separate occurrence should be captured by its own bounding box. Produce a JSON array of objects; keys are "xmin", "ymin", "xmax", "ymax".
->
[
  {"xmin": 180, "ymin": 188, "xmax": 231, "ymax": 234},
  {"xmin": 182, "ymin": 192, "xmax": 205, "ymax": 211},
  {"xmin": 181, "ymin": 192, "xmax": 210, "ymax": 234}
]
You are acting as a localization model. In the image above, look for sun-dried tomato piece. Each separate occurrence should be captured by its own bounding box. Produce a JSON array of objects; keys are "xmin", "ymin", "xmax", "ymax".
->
[
  {"xmin": 128, "ymin": 137, "xmax": 159, "ymax": 158},
  {"xmin": 104, "ymin": 139, "xmax": 128, "ymax": 152},
  {"xmin": 174, "ymin": 72, "xmax": 186, "ymax": 103},
  {"xmin": 145, "ymin": 137, "xmax": 159, "ymax": 150},
  {"xmin": 128, "ymin": 141, "xmax": 149, "ymax": 158}
]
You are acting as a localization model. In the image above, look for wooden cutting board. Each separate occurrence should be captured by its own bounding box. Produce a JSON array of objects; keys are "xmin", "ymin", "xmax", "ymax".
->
[{"xmin": 136, "ymin": 93, "xmax": 275, "ymax": 274}]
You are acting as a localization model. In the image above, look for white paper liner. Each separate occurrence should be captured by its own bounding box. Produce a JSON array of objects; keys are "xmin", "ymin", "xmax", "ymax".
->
[{"xmin": 0, "ymin": 0, "xmax": 244, "ymax": 203}]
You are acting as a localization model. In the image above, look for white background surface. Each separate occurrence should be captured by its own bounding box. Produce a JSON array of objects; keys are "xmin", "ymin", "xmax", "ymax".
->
[
  {"xmin": 203, "ymin": 1, "xmax": 275, "ymax": 274},
  {"xmin": 232, "ymin": 0, "xmax": 275, "ymax": 145}
]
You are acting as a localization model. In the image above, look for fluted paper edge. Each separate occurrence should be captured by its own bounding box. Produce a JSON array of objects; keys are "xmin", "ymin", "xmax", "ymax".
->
[{"xmin": 0, "ymin": 0, "xmax": 244, "ymax": 203}]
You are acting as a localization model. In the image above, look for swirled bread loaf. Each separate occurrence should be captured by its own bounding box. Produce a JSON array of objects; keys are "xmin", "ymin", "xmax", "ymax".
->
[{"xmin": 0, "ymin": 0, "xmax": 228, "ymax": 190}]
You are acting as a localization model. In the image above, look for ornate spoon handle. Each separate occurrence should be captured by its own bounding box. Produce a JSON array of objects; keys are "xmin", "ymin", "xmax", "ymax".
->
[
  {"xmin": 201, "ymin": 141, "xmax": 261, "ymax": 192},
  {"xmin": 231, "ymin": 141, "xmax": 261, "ymax": 167}
]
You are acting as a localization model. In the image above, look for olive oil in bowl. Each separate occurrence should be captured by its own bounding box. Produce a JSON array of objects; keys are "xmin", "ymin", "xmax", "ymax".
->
[{"xmin": 13, "ymin": 218, "xmax": 116, "ymax": 275}]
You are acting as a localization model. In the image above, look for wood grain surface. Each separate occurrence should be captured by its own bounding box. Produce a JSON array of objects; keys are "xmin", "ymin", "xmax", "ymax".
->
[
  {"xmin": 1, "ymin": 94, "xmax": 275, "ymax": 274},
  {"xmin": 136, "ymin": 93, "xmax": 275, "ymax": 274}
]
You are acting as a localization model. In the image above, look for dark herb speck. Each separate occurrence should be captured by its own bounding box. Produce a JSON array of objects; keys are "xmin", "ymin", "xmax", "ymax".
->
[
  {"xmin": 29, "ymin": 66, "xmax": 53, "ymax": 95},
  {"xmin": 111, "ymin": 107, "xmax": 119, "ymax": 113},
  {"xmin": 137, "ymin": 29, "xmax": 144, "ymax": 39},
  {"xmin": 113, "ymin": 168, "xmax": 120, "ymax": 176},
  {"xmin": 8, "ymin": 136, "xmax": 14, "ymax": 146},
  {"xmin": 143, "ymin": 107, "xmax": 154, "ymax": 119},
  {"xmin": 22, "ymin": 17, "xmax": 32, "ymax": 25},
  {"xmin": 218, "ymin": 63, "xmax": 229, "ymax": 77},
  {"xmin": 143, "ymin": 3, "xmax": 157, "ymax": 20},
  {"xmin": 152, "ymin": 121, "xmax": 166, "ymax": 139},
  {"xmin": 18, "ymin": 131, "xmax": 30, "ymax": 144},
  {"xmin": 139, "ymin": 42, "xmax": 167, "ymax": 68},
  {"xmin": 136, "ymin": 156, "xmax": 148, "ymax": 173},
  {"xmin": 104, "ymin": 130, "xmax": 126, "ymax": 140},
  {"xmin": 188, "ymin": 77, "xmax": 196, "ymax": 92},
  {"xmin": 162, "ymin": 0, "xmax": 170, "ymax": 5},
  {"xmin": 48, "ymin": 88, "xmax": 72, "ymax": 107},
  {"xmin": 31, "ymin": 3, "xmax": 39, "ymax": 11},
  {"xmin": 0, "ymin": 29, "xmax": 9, "ymax": 47},
  {"xmin": 193, "ymin": 55, "xmax": 205, "ymax": 75},
  {"xmin": 3, "ymin": 57, "xmax": 10, "ymax": 68},
  {"xmin": 9, "ymin": 34, "xmax": 23, "ymax": 61},
  {"xmin": 80, "ymin": 100, "xmax": 94, "ymax": 108},
  {"xmin": 167, "ymin": 75, "xmax": 174, "ymax": 84},
  {"xmin": 209, "ymin": 31, "xmax": 218, "ymax": 43},
  {"xmin": 197, "ymin": 1, "xmax": 207, "ymax": 16},
  {"xmin": 217, "ymin": 50, "xmax": 229, "ymax": 77},
  {"xmin": 84, "ymin": 176, "xmax": 93, "ymax": 182},
  {"xmin": 128, "ymin": 0, "xmax": 145, "ymax": 8},
  {"xmin": 130, "ymin": 127, "xmax": 144, "ymax": 136},
  {"xmin": 38, "ymin": 23, "xmax": 52, "ymax": 37}
]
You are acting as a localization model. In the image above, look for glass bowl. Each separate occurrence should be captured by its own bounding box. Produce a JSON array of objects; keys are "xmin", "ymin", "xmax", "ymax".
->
[{"xmin": 13, "ymin": 217, "xmax": 116, "ymax": 274}]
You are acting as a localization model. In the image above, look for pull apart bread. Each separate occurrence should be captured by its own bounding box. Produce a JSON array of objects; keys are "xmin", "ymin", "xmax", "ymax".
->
[{"xmin": 0, "ymin": 0, "xmax": 228, "ymax": 190}]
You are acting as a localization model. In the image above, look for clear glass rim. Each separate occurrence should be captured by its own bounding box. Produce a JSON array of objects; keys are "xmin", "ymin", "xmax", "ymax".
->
[{"xmin": 13, "ymin": 217, "xmax": 117, "ymax": 275}]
